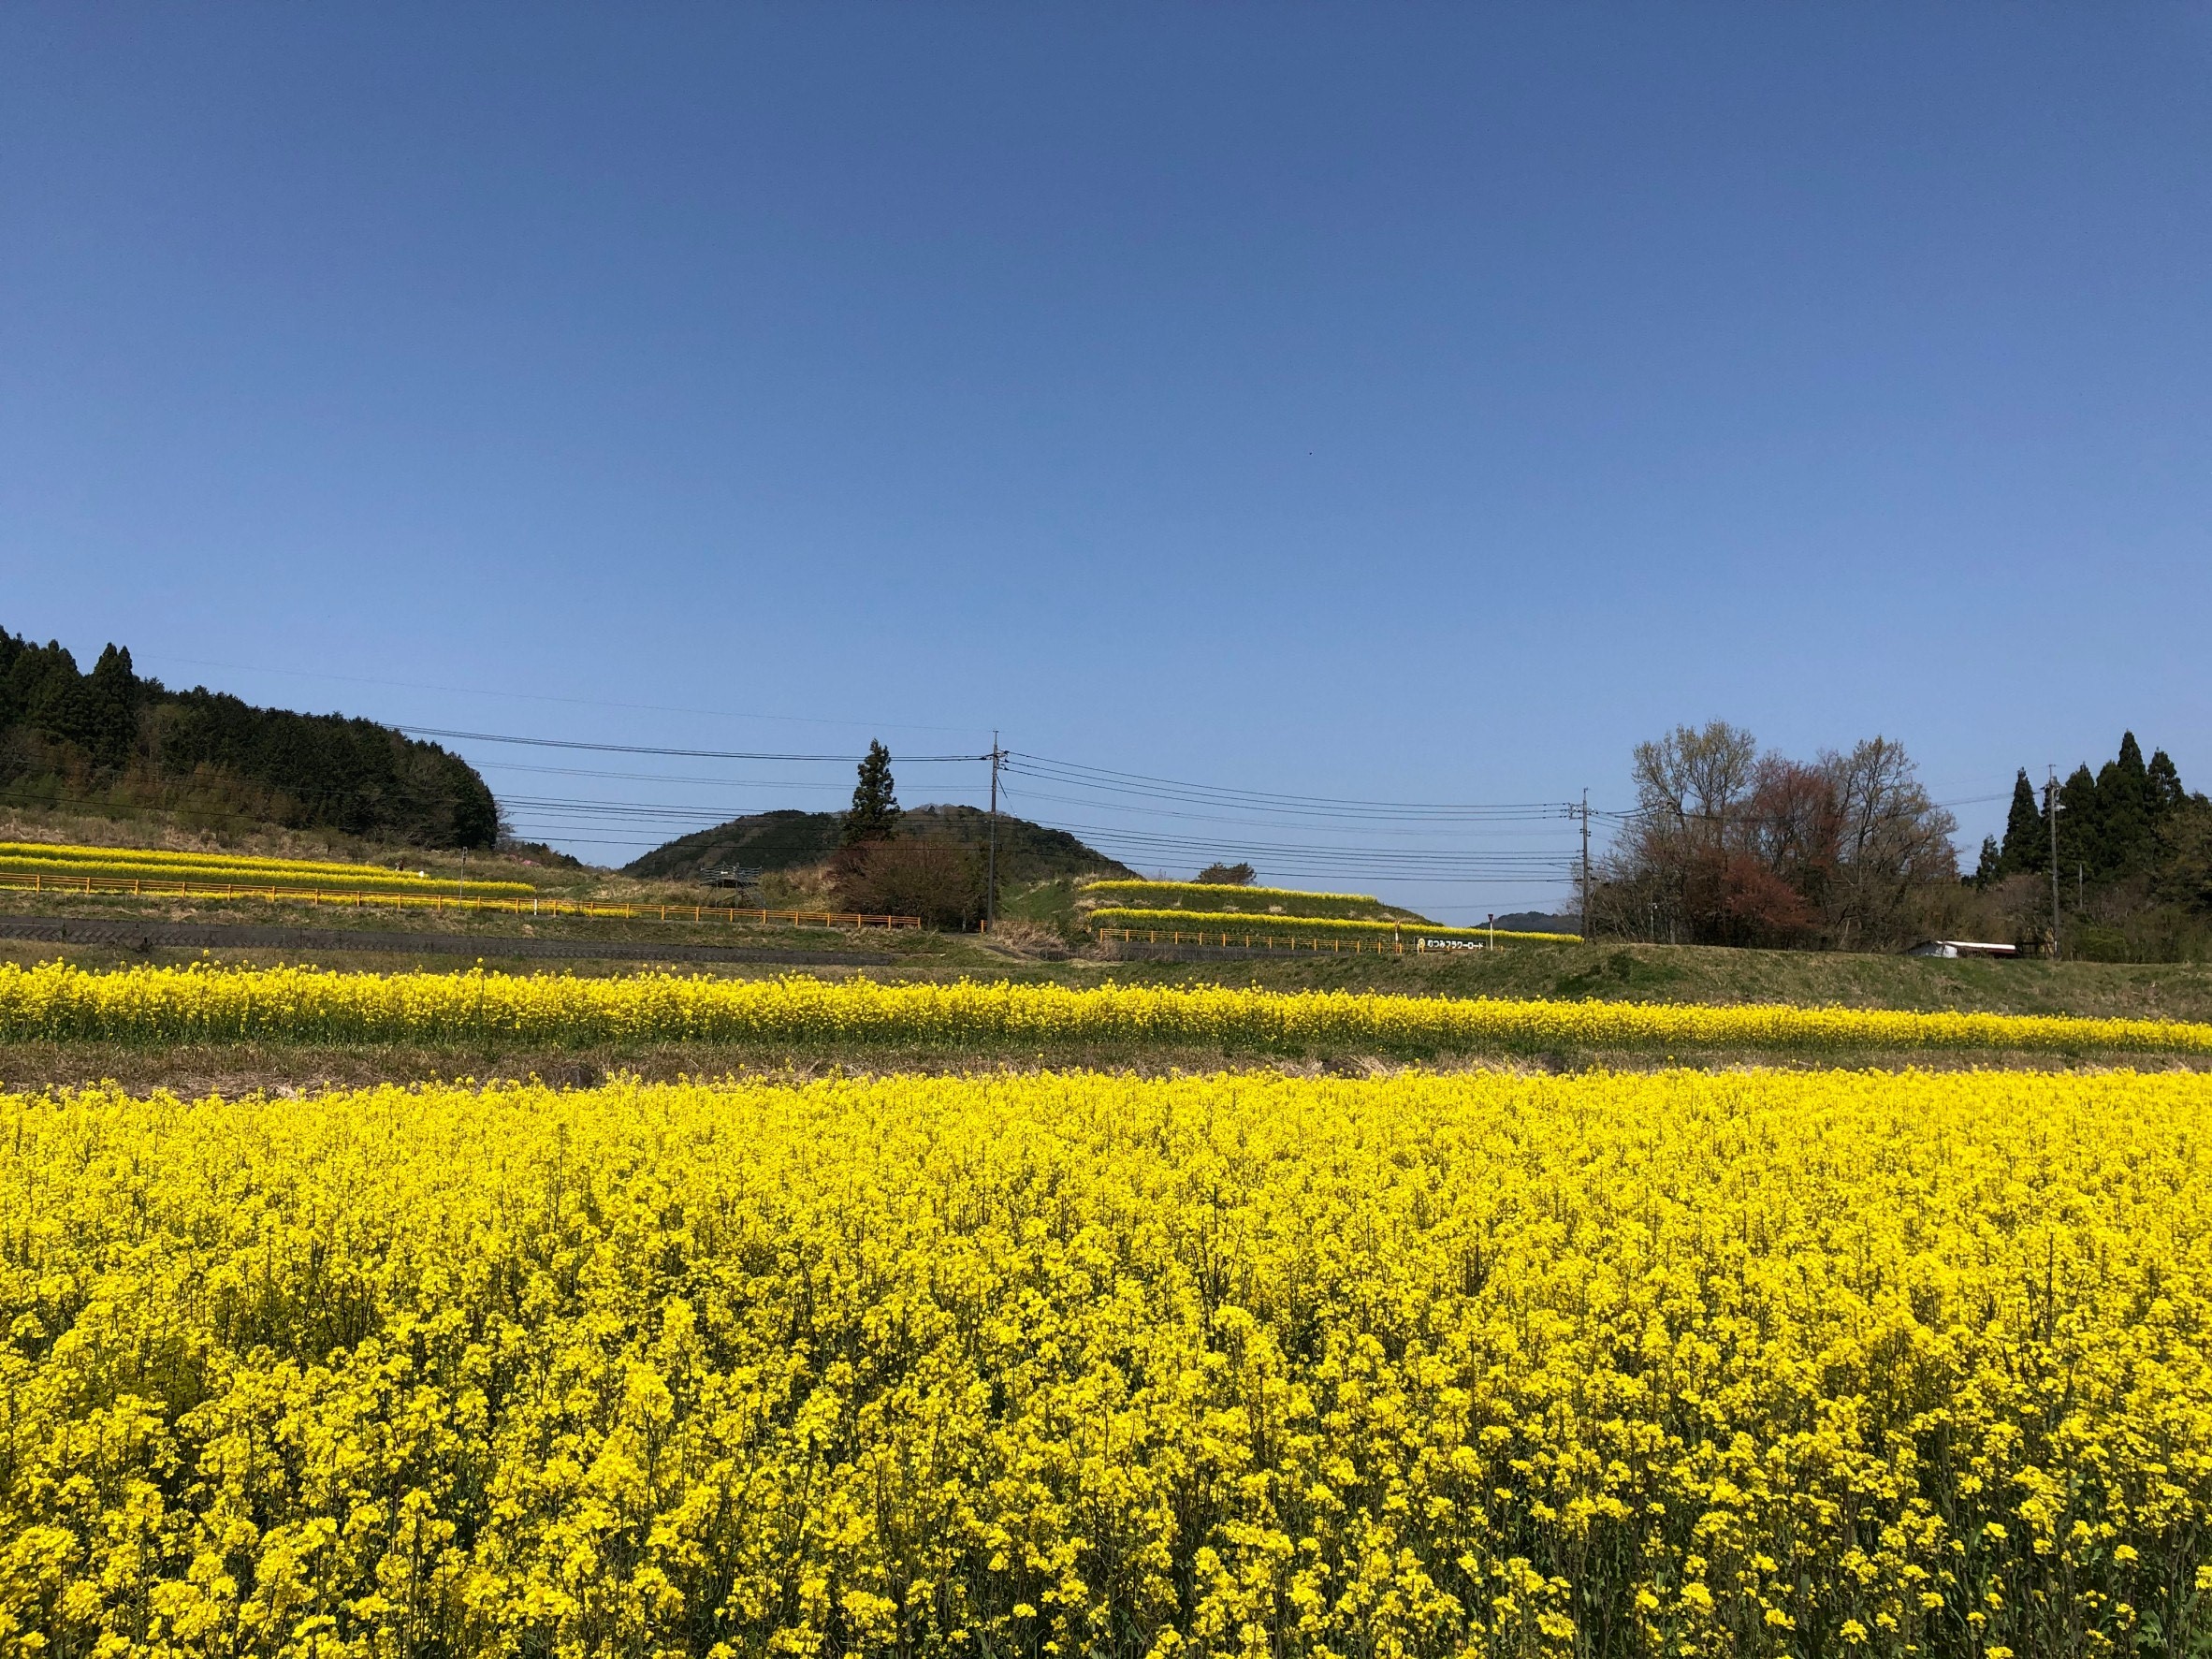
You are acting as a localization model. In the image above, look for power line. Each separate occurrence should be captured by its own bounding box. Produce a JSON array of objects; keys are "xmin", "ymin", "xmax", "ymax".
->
[
  {"xmin": 1005, "ymin": 753, "xmax": 1578, "ymax": 822},
  {"xmin": 992, "ymin": 780, "xmax": 1576, "ymax": 837},
  {"xmin": 498, "ymin": 798, "xmax": 1573, "ymax": 874},
  {"xmin": 475, "ymin": 761, "xmax": 856, "ymax": 791},
  {"xmin": 1035, "ymin": 822, "xmax": 1576, "ymax": 872},
  {"xmin": 403, "ymin": 726, "xmax": 988, "ymax": 763},
  {"xmin": 502, "ymin": 831, "xmax": 674, "ymax": 851},
  {"xmin": 419, "ymin": 720, "xmax": 1591, "ymax": 897}
]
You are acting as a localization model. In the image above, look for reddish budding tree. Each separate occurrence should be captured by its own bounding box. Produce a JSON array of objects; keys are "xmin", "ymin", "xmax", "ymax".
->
[{"xmin": 1602, "ymin": 722, "xmax": 1957, "ymax": 950}]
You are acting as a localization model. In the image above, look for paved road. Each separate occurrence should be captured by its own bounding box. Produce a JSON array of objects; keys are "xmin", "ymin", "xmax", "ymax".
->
[{"xmin": 0, "ymin": 915, "xmax": 897, "ymax": 968}]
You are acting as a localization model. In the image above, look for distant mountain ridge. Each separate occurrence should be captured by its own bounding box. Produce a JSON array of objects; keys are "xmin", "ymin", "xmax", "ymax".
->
[
  {"xmin": 623, "ymin": 803, "xmax": 1134, "ymax": 885},
  {"xmin": 1490, "ymin": 910, "xmax": 1582, "ymax": 935}
]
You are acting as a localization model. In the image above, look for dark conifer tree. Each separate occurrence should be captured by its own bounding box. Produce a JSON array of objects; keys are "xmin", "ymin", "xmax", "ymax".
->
[
  {"xmin": 1973, "ymin": 837, "xmax": 2002, "ymax": 886},
  {"xmin": 2148, "ymin": 749, "xmax": 2187, "ymax": 816},
  {"xmin": 2057, "ymin": 764, "xmax": 2101, "ymax": 884},
  {"xmin": 86, "ymin": 644, "xmax": 140, "ymax": 770},
  {"xmin": 2096, "ymin": 732, "xmax": 2155, "ymax": 879},
  {"xmin": 842, "ymin": 740, "xmax": 901, "ymax": 845},
  {"xmin": 1998, "ymin": 769, "xmax": 2045, "ymax": 875}
]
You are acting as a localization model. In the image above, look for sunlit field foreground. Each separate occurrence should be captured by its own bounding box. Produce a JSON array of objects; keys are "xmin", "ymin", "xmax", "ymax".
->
[
  {"xmin": 5, "ymin": 959, "xmax": 2212, "ymax": 1057},
  {"xmin": 6, "ymin": 1069, "xmax": 2209, "ymax": 1656}
]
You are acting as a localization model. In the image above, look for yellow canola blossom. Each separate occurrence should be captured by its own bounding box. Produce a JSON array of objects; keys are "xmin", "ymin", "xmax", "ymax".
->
[
  {"xmin": 0, "ymin": 838, "xmax": 418, "ymax": 881},
  {"xmin": 0, "ymin": 840, "xmax": 535, "ymax": 897},
  {"xmin": 1080, "ymin": 877, "xmax": 1384, "ymax": 902},
  {"xmin": 1088, "ymin": 906, "xmax": 1579, "ymax": 943},
  {"xmin": 3, "ymin": 957, "xmax": 2210, "ymax": 1055},
  {"xmin": 2, "ymin": 1069, "xmax": 2208, "ymax": 1656}
]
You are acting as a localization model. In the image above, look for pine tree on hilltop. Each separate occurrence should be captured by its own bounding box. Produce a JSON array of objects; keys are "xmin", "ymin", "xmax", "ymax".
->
[
  {"xmin": 842, "ymin": 740, "xmax": 902, "ymax": 846},
  {"xmin": 1997, "ymin": 769, "xmax": 2045, "ymax": 876}
]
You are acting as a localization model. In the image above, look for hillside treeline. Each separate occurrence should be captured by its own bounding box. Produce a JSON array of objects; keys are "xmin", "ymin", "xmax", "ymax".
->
[
  {"xmin": 0, "ymin": 628, "xmax": 498, "ymax": 848},
  {"xmin": 1594, "ymin": 722, "xmax": 1959, "ymax": 951},
  {"xmin": 1971, "ymin": 734, "xmax": 2211, "ymax": 960}
]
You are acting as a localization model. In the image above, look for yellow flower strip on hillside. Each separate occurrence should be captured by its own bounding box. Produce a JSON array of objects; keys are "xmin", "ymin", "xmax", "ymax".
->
[
  {"xmin": 1080, "ymin": 878, "xmax": 1384, "ymax": 905},
  {"xmin": 0, "ymin": 838, "xmax": 426, "ymax": 880},
  {"xmin": 4, "ymin": 959, "xmax": 2209, "ymax": 1054},
  {"xmin": 0, "ymin": 848, "xmax": 535, "ymax": 897},
  {"xmin": 1089, "ymin": 906, "xmax": 1579, "ymax": 942},
  {"xmin": 4, "ymin": 1069, "xmax": 2208, "ymax": 1656}
]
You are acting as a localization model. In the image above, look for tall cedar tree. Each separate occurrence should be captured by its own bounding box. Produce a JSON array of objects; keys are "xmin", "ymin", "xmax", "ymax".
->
[
  {"xmin": 1992, "ymin": 737, "xmax": 2200, "ymax": 900},
  {"xmin": 2148, "ymin": 749, "xmax": 2186, "ymax": 814},
  {"xmin": 1973, "ymin": 835, "xmax": 2013, "ymax": 886},
  {"xmin": 2057, "ymin": 764, "xmax": 2100, "ymax": 882},
  {"xmin": 2093, "ymin": 732, "xmax": 2155, "ymax": 880},
  {"xmin": 842, "ymin": 741, "xmax": 901, "ymax": 845},
  {"xmin": 1996, "ymin": 769, "xmax": 2046, "ymax": 878}
]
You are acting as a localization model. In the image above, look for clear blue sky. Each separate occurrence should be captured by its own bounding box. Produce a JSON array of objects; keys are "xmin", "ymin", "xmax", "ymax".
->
[{"xmin": 5, "ymin": 5, "xmax": 2207, "ymax": 916}]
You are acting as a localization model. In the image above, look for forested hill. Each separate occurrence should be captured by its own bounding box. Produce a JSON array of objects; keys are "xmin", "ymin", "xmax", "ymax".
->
[
  {"xmin": 0, "ymin": 627, "xmax": 498, "ymax": 848},
  {"xmin": 625, "ymin": 804, "xmax": 1133, "ymax": 885}
]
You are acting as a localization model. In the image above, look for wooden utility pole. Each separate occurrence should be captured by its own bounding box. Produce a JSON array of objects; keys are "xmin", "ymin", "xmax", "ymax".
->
[
  {"xmin": 1579, "ymin": 790, "xmax": 1592, "ymax": 943},
  {"xmin": 985, "ymin": 734, "xmax": 1002, "ymax": 934},
  {"xmin": 2046, "ymin": 765, "xmax": 2061, "ymax": 961}
]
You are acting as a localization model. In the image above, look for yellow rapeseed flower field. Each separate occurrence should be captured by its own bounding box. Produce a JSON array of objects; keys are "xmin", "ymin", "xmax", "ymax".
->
[
  {"xmin": 1086, "ymin": 907, "xmax": 1578, "ymax": 944},
  {"xmin": 0, "ymin": 840, "xmax": 535, "ymax": 898},
  {"xmin": 3, "ymin": 1069, "xmax": 2207, "ymax": 1656},
  {"xmin": 0, "ymin": 840, "xmax": 420, "ymax": 882},
  {"xmin": 1080, "ymin": 878, "xmax": 1386, "ymax": 903},
  {"xmin": 3, "ymin": 958, "xmax": 2209, "ymax": 1056}
]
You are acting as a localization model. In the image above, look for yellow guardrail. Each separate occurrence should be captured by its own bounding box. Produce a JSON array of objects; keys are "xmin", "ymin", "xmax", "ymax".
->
[{"xmin": 0, "ymin": 869, "xmax": 923, "ymax": 929}]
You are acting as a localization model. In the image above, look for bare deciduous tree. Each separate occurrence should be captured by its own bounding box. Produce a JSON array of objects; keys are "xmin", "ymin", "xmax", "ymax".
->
[
  {"xmin": 1822, "ymin": 736, "xmax": 1958, "ymax": 950},
  {"xmin": 1599, "ymin": 723, "xmax": 1957, "ymax": 951}
]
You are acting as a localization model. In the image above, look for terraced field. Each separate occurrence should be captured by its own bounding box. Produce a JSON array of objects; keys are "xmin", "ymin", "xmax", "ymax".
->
[
  {"xmin": 0, "ymin": 837, "xmax": 535, "ymax": 897},
  {"xmin": 1076, "ymin": 877, "xmax": 1578, "ymax": 945}
]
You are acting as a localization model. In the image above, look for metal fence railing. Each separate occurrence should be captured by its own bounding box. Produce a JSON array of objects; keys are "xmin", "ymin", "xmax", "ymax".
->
[{"xmin": 1093, "ymin": 925, "xmax": 1492, "ymax": 955}]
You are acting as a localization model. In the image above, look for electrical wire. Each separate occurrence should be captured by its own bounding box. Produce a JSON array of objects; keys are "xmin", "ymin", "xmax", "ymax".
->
[
  {"xmin": 994, "ymin": 780, "xmax": 1578, "ymax": 837},
  {"xmin": 475, "ymin": 761, "xmax": 857, "ymax": 791},
  {"xmin": 1021, "ymin": 823, "xmax": 1574, "ymax": 875},
  {"xmin": 988, "ymin": 774, "xmax": 1579, "ymax": 887},
  {"xmin": 1004, "ymin": 753, "xmax": 1579, "ymax": 822},
  {"xmin": 402, "ymin": 726, "xmax": 989, "ymax": 763}
]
